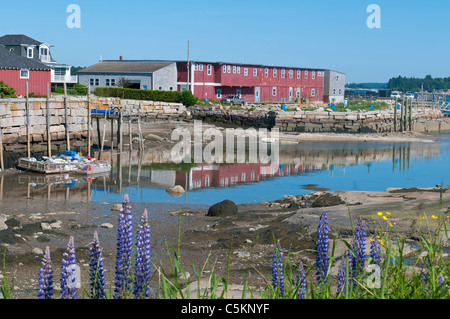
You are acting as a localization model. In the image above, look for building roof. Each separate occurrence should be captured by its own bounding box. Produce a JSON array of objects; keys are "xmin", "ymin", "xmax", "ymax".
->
[
  {"xmin": 79, "ymin": 61, "xmax": 175, "ymax": 74},
  {"xmin": 0, "ymin": 34, "xmax": 44, "ymax": 46},
  {"xmin": 0, "ymin": 46, "xmax": 50, "ymax": 71}
]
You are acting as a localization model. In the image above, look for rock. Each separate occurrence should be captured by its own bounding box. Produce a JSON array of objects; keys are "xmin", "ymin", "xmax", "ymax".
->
[
  {"xmin": 100, "ymin": 223, "xmax": 114, "ymax": 229},
  {"xmin": 40, "ymin": 222, "xmax": 52, "ymax": 231},
  {"xmin": 166, "ymin": 185, "xmax": 185, "ymax": 197},
  {"xmin": 179, "ymin": 271, "xmax": 190, "ymax": 281},
  {"xmin": 207, "ymin": 200, "xmax": 238, "ymax": 217},
  {"xmin": 111, "ymin": 204, "xmax": 123, "ymax": 211},
  {"xmin": 50, "ymin": 221, "xmax": 62, "ymax": 229},
  {"xmin": 235, "ymin": 251, "xmax": 250, "ymax": 258},
  {"xmin": 0, "ymin": 215, "xmax": 8, "ymax": 231},
  {"xmin": 32, "ymin": 248, "xmax": 44, "ymax": 255},
  {"xmin": 311, "ymin": 193, "xmax": 344, "ymax": 207},
  {"xmin": 144, "ymin": 134, "xmax": 163, "ymax": 142}
]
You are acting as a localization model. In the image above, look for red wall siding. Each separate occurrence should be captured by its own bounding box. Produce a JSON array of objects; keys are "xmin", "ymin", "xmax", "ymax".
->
[{"xmin": 0, "ymin": 69, "xmax": 51, "ymax": 96}]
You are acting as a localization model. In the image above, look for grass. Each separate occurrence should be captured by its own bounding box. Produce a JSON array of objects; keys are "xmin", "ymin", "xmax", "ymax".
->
[{"xmin": 2, "ymin": 189, "xmax": 450, "ymax": 299}]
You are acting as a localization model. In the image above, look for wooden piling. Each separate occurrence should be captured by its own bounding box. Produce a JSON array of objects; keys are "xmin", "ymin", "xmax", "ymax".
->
[
  {"xmin": 400, "ymin": 98, "xmax": 404, "ymax": 132},
  {"xmin": 0, "ymin": 127, "xmax": 3, "ymax": 171},
  {"xmin": 64, "ymin": 82, "xmax": 70, "ymax": 151},
  {"xmin": 408, "ymin": 98, "xmax": 413, "ymax": 131},
  {"xmin": 46, "ymin": 83, "xmax": 51, "ymax": 157},
  {"xmin": 26, "ymin": 82, "xmax": 30, "ymax": 158},
  {"xmin": 87, "ymin": 84, "xmax": 91, "ymax": 157},
  {"xmin": 394, "ymin": 98, "xmax": 398, "ymax": 132}
]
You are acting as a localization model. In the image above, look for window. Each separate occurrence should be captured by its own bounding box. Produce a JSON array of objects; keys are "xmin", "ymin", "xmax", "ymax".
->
[
  {"xmin": 333, "ymin": 89, "xmax": 336, "ymax": 95},
  {"xmin": 9, "ymin": 48, "xmax": 14, "ymax": 53},
  {"xmin": 237, "ymin": 66, "xmax": 240, "ymax": 74},
  {"xmin": 338, "ymin": 89, "xmax": 342, "ymax": 95},
  {"xmin": 106, "ymin": 79, "xmax": 110, "ymax": 86},
  {"xmin": 216, "ymin": 89, "xmax": 222, "ymax": 99},
  {"xmin": 289, "ymin": 69, "xmax": 293, "ymax": 79},
  {"xmin": 272, "ymin": 87, "xmax": 277, "ymax": 96},
  {"xmin": 253, "ymin": 68, "xmax": 257, "ymax": 77},
  {"xmin": 296, "ymin": 89, "xmax": 300, "ymax": 98},
  {"xmin": 111, "ymin": 79, "xmax": 116, "ymax": 87},
  {"xmin": 305, "ymin": 70, "xmax": 308, "ymax": 79},
  {"xmin": 20, "ymin": 68, "xmax": 29, "ymax": 79},
  {"xmin": 169, "ymin": 87, "xmax": 174, "ymax": 91},
  {"xmin": 90, "ymin": 79, "xmax": 94, "ymax": 86},
  {"xmin": 194, "ymin": 64, "xmax": 198, "ymax": 71},
  {"xmin": 207, "ymin": 64, "xmax": 212, "ymax": 76},
  {"xmin": 158, "ymin": 86, "xmax": 163, "ymax": 90},
  {"xmin": 311, "ymin": 88, "xmax": 315, "ymax": 96},
  {"xmin": 40, "ymin": 47, "xmax": 48, "ymax": 57},
  {"xmin": 312, "ymin": 71, "xmax": 315, "ymax": 80},
  {"xmin": 273, "ymin": 68, "xmax": 277, "ymax": 78},
  {"xmin": 297, "ymin": 70, "xmax": 301, "ymax": 79},
  {"xmin": 27, "ymin": 47, "xmax": 33, "ymax": 58},
  {"xmin": 205, "ymin": 175, "xmax": 210, "ymax": 187},
  {"xmin": 281, "ymin": 69, "xmax": 285, "ymax": 78},
  {"xmin": 336, "ymin": 75, "xmax": 340, "ymax": 82},
  {"xmin": 233, "ymin": 66, "xmax": 236, "ymax": 74},
  {"xmin": 227, "ymin": 65, "xmax": 231, "ymax": 73},
  {"xmin": 265, "ymin": 68, "xmax": 269, "ymax": 78},
  {"xmin": 95, "ymin": 79, "xmax": 99, "ymax": 86},
  {"xmin": 236, "ymin": 89, "xmax": 241, "ymax": 98},
  {"xmin": 199, "ymin": 64, "xmax": 203, "ymax": 71},
  {"xmin": 223, "ymin": 65, "xmax": 227, "ymax": 73},
  {"xmin": 244, "ymin": 68, "xmax": 248, "ymax": 76}
]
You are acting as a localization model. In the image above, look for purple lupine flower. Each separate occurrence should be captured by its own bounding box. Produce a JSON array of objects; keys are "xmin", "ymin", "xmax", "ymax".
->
[
  {"xmin": 355, "ymin": 218, "xmax": 366, "ymax": 271},
  {"xmin": 337, "ymin": 258, "xmax": 347, "ymax": 295},
  {"xmin": 296, "ymin": 262, "xmax": 306, "ymax": 299},
  {"xmin": 272, "ymin": 242, "xmax": 284, "ymax": 297},
  {"xmin": 89, "ymin": 231, "xmax": 106, "ymax": 299},
  {"xmin": 60, "ymin": 236, "xmax": 77, "ymax": 299},
  {"xmin": 133, "ymin": 209, "xmax": 152, "ymax": 299},
  {"xmin": 370, "ymin": 231, "xmax": 381, "ymax": 266},
  {"xmin": 115, "ymin": 194, "xmax": 134, "ymax": 298},
  {"xmin": 37, "ymin": 246, "xmax": 53, "ymax": 299},
  {"xmin": 316, "ymin": 211, "xmax": 330, "ymax": 283}
]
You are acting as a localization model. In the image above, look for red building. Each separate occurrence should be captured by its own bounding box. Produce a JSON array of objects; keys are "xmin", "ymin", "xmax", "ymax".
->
[
  {"xmin": 176, "ymin": 61, "xmax": 330, "ymax": 103},
  {"xmin": 0, "ymin": 45, "xmax": 51, "ymax": 96}
]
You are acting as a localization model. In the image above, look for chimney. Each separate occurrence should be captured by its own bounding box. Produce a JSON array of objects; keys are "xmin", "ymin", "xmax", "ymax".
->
[{"xmin": 119, "ymin": 56, "xmax": 123, "ymax": 61}]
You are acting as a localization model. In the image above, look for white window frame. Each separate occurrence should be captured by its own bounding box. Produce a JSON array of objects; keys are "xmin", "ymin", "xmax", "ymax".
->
[
  {"xmin": 273, "ymin": 68, "xmax": 277, "ymax": 78},
  {"xmin": 199, "ymin": 64, "xmax": 203, "ymax": 71},
  {"xmin": 95, "ymin": 79, "xmax": 99, "ymax": 86},
  {"xmin": 90, "ymin": 79, "xmax": 94, "ymax": 86},
  {"xmin": 111, "ymin": 79, "xmax": 116, "ymax": 87},
  {"xmin": 296, "ymin": 89, "xmax": 300, "ymax": 98},
  {"xmin": 237, "ymin": 66, "xmax": 240, "ymax": 74},
  {"xmin": 106, "ymin": 79, "xmax": 110, "ymax": 86},
  {"xmin": 244, "ymin": 68, "xmax": 248, "ymax": 76},
  {"xmin": 216, "ymin": 89, "xmax": 222, "ymax": 99},
  {"xmin": 265, "ymin": 68, "xmax": 269, "ymax": 78},
  {"xmin": 233, "ymin": 66, "xmax": 236, "ymax": 74},
  {"xmin": 26, "ymin": 47, "xmax": 33, "ymax": 59},
  {"xmin": 311, "ymin": 88, "xmax": 316, "ymax": 97},
  {"xmin": 305, "ymin": 70, "xmax": 308, "ymax": 79},
  {"xmin": 227, "ymin": 65, "xmax": 231, "ymax": 73},
  {"xmin": 194, "ymin": 63, "xmax": 198, "ymax": 71},
  {"xmin": 272, "ymin": 86, "xmax": 277, "ymax": 96},
  {"xmin": 20, "ymin": 68, "xmax": 29, "ymax": 79},
  {"xmin": 207, "ymin": 64, "xmax": 212, "ymax": 76},
  {"xmin": 336, "ymin": 75, "xmax": 340, "ymax": 82},
  {"xmin": 281, "ymin": 69, "xmax": 285, "ymax": 78},
  {"xmin": 312, "ymin": 71, "xmax": 316, "ymax": 80},
  {"xmin": 339, "ymin": 88, "xmax": 342, "ymax": 95},
  {"xmin": 223, "ymin": 65, "xmax": 227, "ymax": 73},
  {"xmin": 297, "ymin": 70, "xmax": 301, "ymax": 79},
  {"xmin": 289, "ymin": 69, "xmax": 293, "ymax": 79},
  {"xmin": 253, "ymin": 68, "xmax": 257, "ymax": 77}
]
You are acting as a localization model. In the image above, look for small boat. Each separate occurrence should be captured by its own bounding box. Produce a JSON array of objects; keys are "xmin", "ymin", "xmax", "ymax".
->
[{"xmin": 17, "ymin": 151, "xmax": 111, "ymax": 175}]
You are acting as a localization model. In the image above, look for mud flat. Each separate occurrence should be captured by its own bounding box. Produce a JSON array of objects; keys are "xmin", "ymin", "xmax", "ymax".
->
[{"xmin": 1, "ymin": 185, "xmax": 449, "ymax": 299}]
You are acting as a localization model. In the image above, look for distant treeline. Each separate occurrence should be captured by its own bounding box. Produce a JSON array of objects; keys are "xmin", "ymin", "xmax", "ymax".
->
[
  {"xmin": 387, "ymin": 75, "xmax": 450, "ymax": 92},
  {"xmin": 345, "ymin": 83, "xmax": 388, "ymax": 89}
]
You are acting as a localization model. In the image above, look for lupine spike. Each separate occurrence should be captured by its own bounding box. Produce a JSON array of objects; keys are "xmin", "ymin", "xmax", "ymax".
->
[
  {"xmin": 271, "ymin": 242, "xmax": 284, "ymax": 298},
  {"xmin": 60, "ymin": 236, "xmax": 77, "ymax": 299},
  {"xmin": 37, "ymin": 246, "xmax": 53, "ymax": 299},
  {"xmin": 134, "ymin": 209, "xmax": 152, "ymax": 299},
  {"xmin": 89, "ymin": 231, "xmax": 106, "ymax": 299},
  {"xmin": 115, "ymin": 194, "xmax": 134, "ymax": 298},
  {"xmin": 337, "ymin": 258, "xmax": 347, "ymax": 295},
  {"xmin": 316, "ymin": 211, "xmax": 330, "ymax": 283},
  {"xmin": 296, "ymin": 262, "xmax": 306, "ymax": 299},
  {"xmin": 355, "ymin": 218, "xmax": 366, "ymax": 271},
  {"xmin": 370, "ymin": 230, "xmax": 381, "ymax": 266}
]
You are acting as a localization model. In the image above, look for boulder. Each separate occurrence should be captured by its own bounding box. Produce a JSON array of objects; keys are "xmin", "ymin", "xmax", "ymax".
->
[
  {"xmin": 311, "ymin": 193, "xmax": 343, "ymax": 207},
  {"xmin": 144, "ymin": 134, "xmax": 163, "ymax": 142},
  {"xmin": 166, "ymin": 185, "xmax": 185, "ymax": 197},
  {"xmin": 207, "ymin": 200, "xmax": 238, "ymax": 217}
]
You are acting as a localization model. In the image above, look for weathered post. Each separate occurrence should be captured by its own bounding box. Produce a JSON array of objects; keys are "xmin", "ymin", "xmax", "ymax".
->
[
  {"xmin": 0, "ymin": 126, "xmax": 3, "ymax": 171},
  {"xmin": 64, "ymin": 82, "xmax": 70, "ymax": 151},
  {"xmin": 46, "ymin": 83, "xmax": 51, "ymax": 157},
  {"xmin": 26, "ymin": 82, "xmax": 30, "ymax": 158},
  {"xmin": 400, "ymin": 97, "xmax": 404, "ymax": 132},
  {"xmin": 87, "ymin": 84, "xmax": 91, "ymax": 157},
  {"xmin": 408, "ymin": 98, "xmax": 413, "ymax": 131},
  {"xmin": 394, "ymin": 98, "xmax": 398, "ymax": 132}
]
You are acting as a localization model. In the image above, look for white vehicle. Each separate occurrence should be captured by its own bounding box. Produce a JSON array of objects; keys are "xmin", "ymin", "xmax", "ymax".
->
[
  {"xmin": 404, "ymin": 93, "xmax": 415, "ymax": 99},
  {"xmin": 391, "ymin": 92, "xmax": 402, "ymax": 99}
]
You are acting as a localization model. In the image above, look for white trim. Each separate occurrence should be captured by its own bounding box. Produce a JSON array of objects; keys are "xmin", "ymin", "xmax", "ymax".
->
[
  {"xmin": 177, "ymin": 82, "xmax": 221, "ymax": 86},
  {"xmin": 20, "ymin": 68, "xmax": 30, "ymax": 79}
]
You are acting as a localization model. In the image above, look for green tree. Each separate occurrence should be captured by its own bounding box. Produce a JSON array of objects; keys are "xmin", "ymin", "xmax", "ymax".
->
[
  {"xmin": 180, "ymin": 90, "xmax": 198, "ymax": 107},
  {"xmin": 0, "ymin": 81, "xmax": 17, "ymax": 98}
]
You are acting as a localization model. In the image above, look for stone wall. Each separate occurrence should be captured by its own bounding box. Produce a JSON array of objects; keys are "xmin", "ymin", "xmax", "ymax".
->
[{"xmin": 189, "ymin": 106, "xmax": 450, "ymax": 133}]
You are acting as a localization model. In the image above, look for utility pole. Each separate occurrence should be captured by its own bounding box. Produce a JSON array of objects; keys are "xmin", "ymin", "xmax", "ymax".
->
[{"xmin": 187, "ymin": 40, "xmax": 190, "ymax": 92}]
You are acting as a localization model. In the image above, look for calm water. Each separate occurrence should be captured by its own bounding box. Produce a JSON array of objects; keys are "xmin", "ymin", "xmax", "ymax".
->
[{"xmin": 2, "ymin": 132, "xmax": 449, "ymax": 206}]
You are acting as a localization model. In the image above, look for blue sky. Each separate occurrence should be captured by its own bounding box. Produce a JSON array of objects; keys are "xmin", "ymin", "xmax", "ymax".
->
[{"xmin": 1, "ymin": 0, "xmax": 449, "ymax": 83}]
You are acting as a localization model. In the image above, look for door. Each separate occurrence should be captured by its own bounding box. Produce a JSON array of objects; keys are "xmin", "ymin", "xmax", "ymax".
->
[
  {"xmin": 236, "ymin": 89, "xmax": 242, "ymax": 98},
  {"xmin": 289, "ymin": 87, "xmax": 293, "ymax": 102},
  {"xmin": 255, "ymin": 87, "xmax": 260, "ymax": 102}
]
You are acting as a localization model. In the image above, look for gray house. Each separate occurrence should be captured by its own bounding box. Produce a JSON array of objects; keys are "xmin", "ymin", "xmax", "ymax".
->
[
  {"xmin": 324, "ymin": 70, "xmax": 346, "ymax": 104},
  {"xmin": 78, "ymin": 59, "xmax": 177, "ymax": 92}
]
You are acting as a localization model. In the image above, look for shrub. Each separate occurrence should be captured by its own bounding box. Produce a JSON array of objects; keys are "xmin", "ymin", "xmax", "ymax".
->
[
  {"xmin": 0, "ymin": 81, "xmax": 17, "ymax": 98},
  {"xmin": 94, "ymin": 87, "xmax": 182, "ymax": 103},
  {"xmin": 180, "ymin": 90, "xmax": 198, "ymax": 106}
]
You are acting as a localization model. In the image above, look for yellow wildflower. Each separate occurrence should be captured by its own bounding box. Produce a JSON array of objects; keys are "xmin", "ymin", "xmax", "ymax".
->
[
  {"xmin": 382, "ymin": 216, "xmax": 388, "ymax": 221},
  {"xmin": 386, "ymin": 212, "xmax": 392, "ymax": 216},
  {"xmin": 379, "ymin": 239, "xmax": 385, "ymax": 246},
  {"xmin": 418, "ymin": 216, "xmax": 425, "ymax": 220},
  {"xmin": 432, "ymin": 215, "xmax": 438, "ymax": 220},
  {"xmin": 377, "ymin": 212, "xmax": 383, "ymax": 216},
  {"xmin": 388, "ymin": 222, "xmax": 393, "ymax": 227}
]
